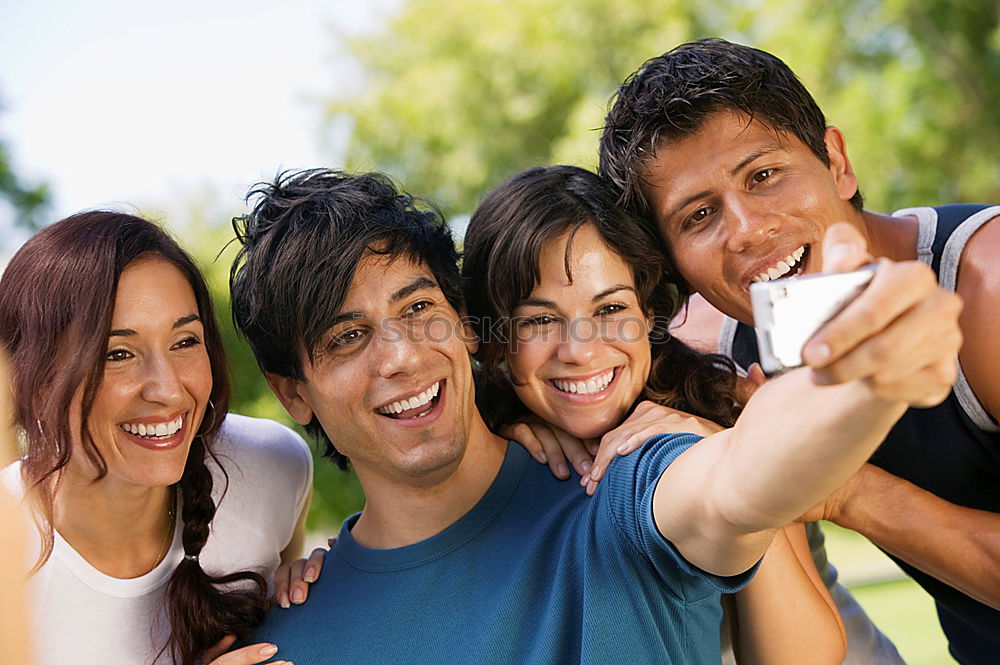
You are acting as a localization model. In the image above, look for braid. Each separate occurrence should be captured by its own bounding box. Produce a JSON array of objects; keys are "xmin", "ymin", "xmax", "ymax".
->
[
  {"xmin": 161, "ymin": 436, "xmax": 268, "ymax": 665},
  {"xmin": 178, "ymin": 436, "xmax": 215, "ymax": 557}
]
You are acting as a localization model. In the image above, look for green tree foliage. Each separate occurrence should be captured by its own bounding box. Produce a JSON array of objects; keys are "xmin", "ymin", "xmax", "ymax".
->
[
  {"xmin": 0, "ymin": 120, "xmax": 49, "ymax": 231},
  {"xmin": 330, "ymin": 0, "xmax": 1000, "ymax": 215}
]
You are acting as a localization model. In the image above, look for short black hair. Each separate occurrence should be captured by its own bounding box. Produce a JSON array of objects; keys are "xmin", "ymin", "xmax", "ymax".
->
[
  {"xmin": 600, "ymin": 38, "xmax": 863, "ymax": 216},
  {"xmin": 230, "ymin": 169, "xmax": 462, "ymax": 469}
]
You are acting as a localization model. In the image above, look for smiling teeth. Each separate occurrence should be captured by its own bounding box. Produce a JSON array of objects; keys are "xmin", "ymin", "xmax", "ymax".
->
[
  {"xmin": 752, "ymin": 246, "xmax": 806, "ymax": 283},
  {"xmin": 120, "ymin": 415, "xmax": 183, "ymax": 439},
  {"xmin": 376, "ymin": 381, "xmax": 441, "ymax": 415},
  {"xmin": 553, "ymin": 369, "xmax": 614, "ymax": 396}
]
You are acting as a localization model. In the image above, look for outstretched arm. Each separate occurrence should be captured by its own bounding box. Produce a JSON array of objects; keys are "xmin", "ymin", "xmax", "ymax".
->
[
  {"xmin": 654, "ymin": 368, "xmax": 907, "ymax": 575},
  {"xmin": 730, "ymin": 523, "xmax": 846, "ymax": 665},
  {"xmin": 809, "ymin": 464, "xmax": 1000, "ymax": 611},
  {"xmin": 653, "ymin": 223, "xmax": 963, "ymax": 576},
  {"xmin": 800, "ymin": 214, "xmax": 1000, "ymax": 611}
]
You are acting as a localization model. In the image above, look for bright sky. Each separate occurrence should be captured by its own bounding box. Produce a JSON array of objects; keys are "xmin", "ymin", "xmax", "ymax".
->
[{"xmin": 0, "ymin": 0, "xmax": 398, "ymax": 251}]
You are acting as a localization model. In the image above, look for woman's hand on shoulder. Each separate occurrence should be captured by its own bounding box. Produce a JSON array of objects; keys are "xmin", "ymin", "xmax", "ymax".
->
[
  {"xmin": 272, "ymin": 537, "xmax": 336, "ymax": 609},
  {"xmin": 499, "ymin": 417, "xmax": 598, "ymax": 481},
  {"xmin": 583, "ymin": 401, "xmax": 726, "ymax": 496},
  {"xmin": 203, "ymin": 636, "xmax": 288, "ymax": 665}
]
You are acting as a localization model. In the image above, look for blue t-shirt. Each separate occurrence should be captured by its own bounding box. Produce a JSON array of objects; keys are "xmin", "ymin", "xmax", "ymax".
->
[{"xmin": 254, "ymin": 434, "xmax": 757, "ymax": 664}]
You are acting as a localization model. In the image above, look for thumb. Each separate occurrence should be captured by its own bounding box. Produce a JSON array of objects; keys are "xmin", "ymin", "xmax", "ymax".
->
[{"xmin": 820, "ymin": 222, "xmax": 872, "ymax": 273}]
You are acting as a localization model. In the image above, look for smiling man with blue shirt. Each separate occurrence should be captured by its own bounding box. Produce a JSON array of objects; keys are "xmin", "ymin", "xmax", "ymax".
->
[{"xmin": 228, "ymin": 168, "xmax": 959, "ymax": 664}]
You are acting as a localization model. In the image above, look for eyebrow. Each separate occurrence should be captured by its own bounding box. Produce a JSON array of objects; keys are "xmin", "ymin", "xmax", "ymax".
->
[
  {"xmin": 518, "ymin": 285, "xmax": 635, "ymax": 310},
  {"xmin": 660, "ymin": 146, "xmax": 786, "ymax": 228},
  {"xmin": 519, "ymin": 298, "xmax": 558, "ymax": 309},
  {"xmin": 663, "ymin": 189, "xmax": 712, "ymax": 229},
  {"xmin": 730, "ymin": 146, "xmax": 783, "ymax": 177},
  {"xmin": 109, "ymin": 314, "xmax": 201, "ymax": 338},
  {"xmin": 592, "ymin": 285, "xmax": 635, "ymax": 302},
  {"xmin": 389, "ymin": 277, "xmax": 437, "ymax": 304},
  {"xmin": 325, "ymin": 277, "xmax": 440, "ymax": 327}
]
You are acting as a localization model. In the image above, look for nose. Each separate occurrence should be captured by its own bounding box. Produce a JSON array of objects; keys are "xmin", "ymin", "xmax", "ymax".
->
[
  {"xmin": 140, "ymin": 353, "xmax": 185, "ymax": 405},
  {"xmin": 723, "ymin": 197, "xmax": 780, "ymax": 254},
  {"xmin": 373, "ymin": 319, "xmax": 423, "ymax": 379},
  {"xmin": 556, "ymin": 318, "xmax": 602, "ymax": 366}
]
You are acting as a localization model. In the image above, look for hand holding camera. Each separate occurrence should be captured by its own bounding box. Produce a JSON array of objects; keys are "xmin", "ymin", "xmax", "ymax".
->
[{"xmin": 755, "ymin": 222, "xmax": 962, "ymax": 407}]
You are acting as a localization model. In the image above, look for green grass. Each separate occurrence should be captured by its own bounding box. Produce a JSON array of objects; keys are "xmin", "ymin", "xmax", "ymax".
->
[
  {"xmin": 821, "ymin": 522, "xmax": 955, "ymax": 665},
  {"xmin": 851, "ymin": 580, "xmax": 954, "ymax": 665}
]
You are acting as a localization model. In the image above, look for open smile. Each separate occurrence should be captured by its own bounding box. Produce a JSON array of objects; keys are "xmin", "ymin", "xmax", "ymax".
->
[
  {"xmin": 545, "ymin": 366, "xmax": 622, "ymax": 403},
  {"xmin": 118, "ymin": 411, "xmax": 188, "ymax": 450},
  {"xmin": 374, "ymin": 379, "xmax": 446, "ymax": 428},
  {"xmin": 748, "ymin": 244, "xmax": 810, "ymax": 288}
]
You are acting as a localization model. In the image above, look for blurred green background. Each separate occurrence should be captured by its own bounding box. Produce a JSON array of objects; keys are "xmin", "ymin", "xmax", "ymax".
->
[{"xmin": 4, "ymin": 1, "xmax": 998, "ymax": 661}]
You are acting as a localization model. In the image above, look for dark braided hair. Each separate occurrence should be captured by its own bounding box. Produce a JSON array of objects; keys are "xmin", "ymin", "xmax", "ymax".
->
[
  {"xmin": 463, "ymin": 166, "xmax": 740, "ymax": 430},
  {"xmin": 0, "ymin": 212, "xmax": 267, "ymax": 665},
  {"xmin": 164, "ymin": 433, "xmax": 268, "ymax": 665}
]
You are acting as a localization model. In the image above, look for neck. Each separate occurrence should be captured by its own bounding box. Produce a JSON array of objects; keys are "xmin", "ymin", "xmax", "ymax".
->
[
  {"xmin": 51, "ymin": 467, "xmax": 175, "ymax": 578},
  {"xmin": 350, "ymin": 414, "xmax": 508, "ymax": 549},
  {"xmin": 859, "ymin": 209, "xmax": 920, "ymax": 261}
]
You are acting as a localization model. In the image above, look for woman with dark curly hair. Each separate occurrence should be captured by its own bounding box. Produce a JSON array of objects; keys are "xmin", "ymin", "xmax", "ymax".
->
[{"xmin": 461, "ymin": 165, "xmax": 846, "ymax": 665}]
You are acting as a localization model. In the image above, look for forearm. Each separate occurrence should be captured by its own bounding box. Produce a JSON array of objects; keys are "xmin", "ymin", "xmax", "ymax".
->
[
  {"xmin": 835, "ymin": 465, "xmax": 1000, "ymax": 610},
  {"xmin": 732, "ymin": 523, "xmax": 846, "ymax": 665},
  {"xmin": 713, "ymin": 368, "xmax": 905, "ymax": 532}
]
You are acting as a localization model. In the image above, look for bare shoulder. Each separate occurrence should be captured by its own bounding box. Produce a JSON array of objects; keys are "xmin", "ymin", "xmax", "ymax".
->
[{"xmin": 957, "ymin": 214, "xmax": 1000, "ymax": 421}]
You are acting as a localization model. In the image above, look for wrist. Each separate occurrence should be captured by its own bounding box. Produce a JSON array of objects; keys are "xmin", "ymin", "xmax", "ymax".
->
[{"xmin": 831, "ymin": 463, "xmax": 882, "ymax": 533}]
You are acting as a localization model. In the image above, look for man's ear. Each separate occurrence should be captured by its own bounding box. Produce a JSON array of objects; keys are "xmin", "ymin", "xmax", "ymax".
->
[
  {"xmin": 459, "ymin": 312, "xmax": 479, "ymax": 355},
  {"xmin": 265, "ymin": 372, "xmax": 315, "ymax": 426},
  {"xmin": 824, "ymin": 126, "xmax": 859, "ymax": 203}
]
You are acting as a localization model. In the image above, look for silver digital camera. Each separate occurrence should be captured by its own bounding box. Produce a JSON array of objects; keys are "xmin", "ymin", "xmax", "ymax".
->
[{"xmin": 750, "ymin": 265, "xmax": 877, "ymax": 375}]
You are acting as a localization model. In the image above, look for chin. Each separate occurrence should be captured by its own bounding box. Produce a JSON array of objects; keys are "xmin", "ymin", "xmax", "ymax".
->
[
  {"xmin": 127, "ymin": 450, "xmax": 191, "ymax": 487},
  {"xmin": 550, "ymin": 417, "xmax": 611, "ymax": 442},
  {"xmin": 396, "ymin": 437, "xmax": 467, "ymax": 481}
]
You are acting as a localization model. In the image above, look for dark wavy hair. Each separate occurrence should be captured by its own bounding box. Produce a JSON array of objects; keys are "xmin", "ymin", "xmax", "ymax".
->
[
  {"xmin": 600, "ymin": 38, "xmax": 864, "ymax": 218},
  {"xmin": 0, "ymin": 212, "xmax": 267, "ymax": 665},
  {"xmin": 230, "ymin": 168, "xmax": 462, "ymax": 469},
  {"xmin": 463, "ymin": 165, "xmax": 740, "ymax": 429}
]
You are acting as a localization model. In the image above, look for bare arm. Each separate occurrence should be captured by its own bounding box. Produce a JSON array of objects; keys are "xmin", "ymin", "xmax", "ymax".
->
[
  {"xmin": 955, "ymin": 214, "xmax": 1000, "ymax": 421},
  {"xmin": 815, "ymin": 464, "xmax": 1000, "ymax": 611},
  {"xmin": 654, "ymin": 369, "xmax": 906, "ymax": 575},
  {"xmin": 731, "ymin": 523, "xmax": 846, "ymax": 665},
  {"xmin": 797, "ymin": 215, "xmax": 1000, "ymax": 612},
  {"xmin": 653, "ymin": 223, "xmax": 962, "ymax": 575}
]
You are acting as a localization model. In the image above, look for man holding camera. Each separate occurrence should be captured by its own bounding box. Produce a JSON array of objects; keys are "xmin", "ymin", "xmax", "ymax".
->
[
  {"xmin": 231, "ymin": 167, "xmax": 959, "ymax": 664},
  {"xmin": 599, "ymin": 38, "xmax": 1000, "ymax": 665}
]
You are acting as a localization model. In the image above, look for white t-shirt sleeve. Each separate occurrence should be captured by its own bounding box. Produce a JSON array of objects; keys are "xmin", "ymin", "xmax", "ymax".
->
[{"xmin": 201, "ymin": 414, "xmax": 313, "ymax": 577}]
